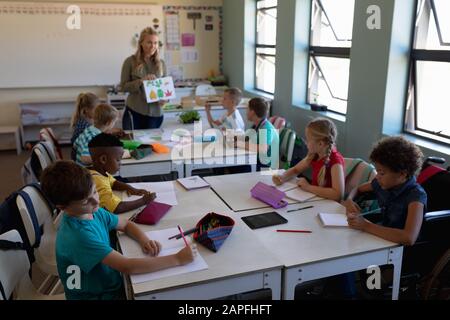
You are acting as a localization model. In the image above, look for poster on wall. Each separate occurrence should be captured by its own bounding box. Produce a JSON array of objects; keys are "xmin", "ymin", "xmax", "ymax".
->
[{"xmin": 143, "ymin": 76, "xmax": 176, "ymax": 103}]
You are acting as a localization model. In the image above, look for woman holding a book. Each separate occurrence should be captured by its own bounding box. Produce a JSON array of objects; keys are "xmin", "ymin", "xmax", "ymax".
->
[{"xmin": 120, "ymin": 27, "xmax": 167, "ymax": 129}]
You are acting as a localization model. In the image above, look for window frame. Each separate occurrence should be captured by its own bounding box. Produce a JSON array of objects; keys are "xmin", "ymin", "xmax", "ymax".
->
[
  {"xmin": 404, "ymin": 0, "xmax": 450, "ymax": 145},
  {"xmin": 307, "ymin": 0, "xmax": 353, "ymax": 115},
  {"xmin": 254, "ymin": 0, "xmax": 277, "ymax": 95}
]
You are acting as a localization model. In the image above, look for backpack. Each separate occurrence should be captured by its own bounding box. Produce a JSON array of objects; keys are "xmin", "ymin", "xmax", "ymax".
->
[
  {"xmin": 289, "ymin": 137, "xmax": 308, "ymax": 168},
  {"xmin": 0, "ymin": 184, "xmax": 44, "ymax": 263}
]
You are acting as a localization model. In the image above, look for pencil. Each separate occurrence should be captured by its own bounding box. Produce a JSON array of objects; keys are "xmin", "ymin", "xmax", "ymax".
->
[
  {"xmin": 276, "ymin": 229, "xmax": 312, "ymax": 233},
  {"xmin": 287, "ymin": 205, "xmax": 314, "ymax": 213},
  {"xmin": 178, "ymin": 225, "xmax": 189, "ymax": 246}
]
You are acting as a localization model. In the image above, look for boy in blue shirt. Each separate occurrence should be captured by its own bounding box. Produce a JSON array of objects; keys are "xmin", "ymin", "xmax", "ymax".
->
[
  {"xmin": 236, "ymin": 97, "xmax": 279, "ymax": 170},
  {"xmin": 344, "ymin": 136, "xmax": 427, "ymax": 246},
  {"xmin": 40, "ymin": 161, "xmax": 194, "ymax": 300}
]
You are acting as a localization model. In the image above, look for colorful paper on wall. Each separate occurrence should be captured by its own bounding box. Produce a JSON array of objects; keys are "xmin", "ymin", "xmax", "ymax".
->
[
  {"xmin": 143, "ymin": 76, "xmax": 176, "ymax": 103},
  {"xmin": 181, "ymin": 33, "xmax": 195, "ymax": 47}
]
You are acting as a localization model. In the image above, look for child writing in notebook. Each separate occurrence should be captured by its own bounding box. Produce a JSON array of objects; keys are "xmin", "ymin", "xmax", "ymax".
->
[
  {"xmin": 272, "ymin": 117, "xmax": 345, "ymax": 202},
  {"xmin": 344, "ymin": 136, "xmax": 427, "ymax": 245},
  {"xmin": 73, "ymin": 103, "xmax": 119, "ymax": 166},
  {"xmin": 88, "ymin": 133, "xmax": 156, "ymax": 214},
  {"xmin": 41, "ymin": 160, "xmax": 195, "ymax": 300},
  {"xmin": 205, "ymin": 87, "xmax": 245, "ymax": 132}
]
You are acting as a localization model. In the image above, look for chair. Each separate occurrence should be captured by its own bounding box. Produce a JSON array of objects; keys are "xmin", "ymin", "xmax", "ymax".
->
[
  {"xmin": 269, "ymin": 116, "xmax": 286, "ymax": 130},
  {"xmin": 21, "ymin": 141, "xmax": 56, "ymax": 184},
  {"xmin": 39, "ymin": 127, "xmax": 63, "ymax": 160},
  {"xmin": 279, "ymin": 128, "xmax": 297, "ymax": 170},
  {"xmin": 16, "ymin": 185, "xmax": 61, "ymax": 293},
  {"xmin": 195, "ymin": 84, "xmax": 216, "ymax": 96},
  {"xmin": 0, "ymin": 230, "xmax": 64, "ymax": 300},
  {"xmin": 344, "ymin": 158, "xmax": 377, "ymax": 199}
]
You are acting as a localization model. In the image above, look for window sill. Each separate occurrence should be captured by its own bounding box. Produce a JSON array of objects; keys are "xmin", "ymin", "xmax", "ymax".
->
[
  {"xmin": 292, "ymin": 104, "xmax": 347, "ymax": 124},
  {"xmin": 243, "ymin": 88, "xmax": 274, "ymax": 101},
  {"xmin": 401, "ymin": 133, "xmax": 450, "ymax": 156}
]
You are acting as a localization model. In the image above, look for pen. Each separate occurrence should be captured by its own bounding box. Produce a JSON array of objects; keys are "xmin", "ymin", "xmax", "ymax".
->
[
  {"xmin": 287, "ymin": 205, "xmax": 314, "ymax": 213},
  {"xmin": 168, "ymin": 227, "xmax": 198, "ymax": 240},
  {"xmin": 178, "ymin": 225, "xmax": 189, "ymax": 246},
  {"xmin": 276, "ymin": 229, "xmax": 312, "ymax": 233}
]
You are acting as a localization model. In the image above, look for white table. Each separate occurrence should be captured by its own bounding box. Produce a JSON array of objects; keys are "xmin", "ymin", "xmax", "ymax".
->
[
  {"xmin": 117, "ymin": 182, "xmax": 283, "ymax": 300},
  {"xmin": 235, "ymin": 201, "xmax": 403, "ymax": 300},
  {"xmin": 121, "ymin": 118, "xmax": 257, "ymax": 178},
  {"xmin": 204, "ymin": 172, "xmax": 306, "ymax": 212}
]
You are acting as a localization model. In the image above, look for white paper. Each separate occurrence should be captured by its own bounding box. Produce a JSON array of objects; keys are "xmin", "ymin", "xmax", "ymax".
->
[
  {"xmin": 127, "ymin": 182, "xmax": 178, "ymax": 206},
  {"xmin": 181, "ymin": 48, "xmax": 199, "ymax": 63},
  {"xmin": 121, "ymin": 227, "xmax": 208, "ymax": 284},
  {"xmin": 318, "ymin": 213, "xmax": 349, "ymax": 227},
  {"xmin": 167, "ymin": 65, "xmax": 184, "ymax": 82},
  {"xmin": 166, "ymin": 14, "xmax": 180, "ymax": 45},
  {"xmin": 143, "ymin": 77, "xmax": 176, "ymax": 103},
  {"xmin": 285, "ymin": 188, "xmax": 316, "ymax": 202},
  {"xmin": 177, "ymin": 176, "xmax": 210, "ymax": 190}
]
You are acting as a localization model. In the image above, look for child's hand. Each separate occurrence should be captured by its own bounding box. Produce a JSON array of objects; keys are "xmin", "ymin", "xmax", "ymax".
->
[
  {"xmin": 346, "ymin": 213, "xmax": 368, "ymax": 231},
  {"xmin": 175, "ymin": 243, "xmax": 197, "ymax": 266},
  {"xmin": 141, "ymin": 239, "xmax": 162, "ymax": 256},
  {"xmin": 272, "ymin": 175, "xmax": 283, "ymax": 186},
  {"xmin": 297, "ymin": 177, "xmax": 310, "ymax": 190},
  {"xmin": 141, "ymin": 192, "xmax": 157, "ymax": 204},
  {"xmin": 342, "ymin": 199, "xmax": 361, "ymax": 214},
  {"xmin": 128, "ymin": 188, "xmax": 150, "ymax": 196}
]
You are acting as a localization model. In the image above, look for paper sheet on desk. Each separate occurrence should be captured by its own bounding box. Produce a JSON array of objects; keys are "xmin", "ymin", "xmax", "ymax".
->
[
  {"xmin": 121, "ymin": 227, "xmax": 208, "ymax": 284},
  {"xmin": 126, "ymin": 182, "xmax": 178, "ymax": 206}
]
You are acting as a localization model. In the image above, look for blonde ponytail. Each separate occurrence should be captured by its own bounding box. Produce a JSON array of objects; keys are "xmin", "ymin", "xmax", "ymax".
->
[{"xmin": 71, "ymin": 92, "xmax": 99, "ymax": 128}]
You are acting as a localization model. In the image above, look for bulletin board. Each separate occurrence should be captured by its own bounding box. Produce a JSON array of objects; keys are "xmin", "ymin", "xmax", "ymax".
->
[{"xmin": 163, "ymin": 6, "xmax": 223, "ymax": 83}]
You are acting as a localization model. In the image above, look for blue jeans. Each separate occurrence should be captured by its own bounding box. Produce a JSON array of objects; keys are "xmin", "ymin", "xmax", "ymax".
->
[{"xmin": 122, "ymin": 107, "xmax": 164, "ymax": 130}]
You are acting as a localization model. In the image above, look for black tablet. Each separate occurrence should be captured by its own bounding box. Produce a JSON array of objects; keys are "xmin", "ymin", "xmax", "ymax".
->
[{"xmin": 241, "ymin": 212, "xmax": 288, "ymax": 230}]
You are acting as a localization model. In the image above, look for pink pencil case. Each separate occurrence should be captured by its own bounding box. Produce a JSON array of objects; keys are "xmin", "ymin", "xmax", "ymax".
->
[{"xmin": 250, "ymin": 182, "xmax": 288, "ymax": 209}]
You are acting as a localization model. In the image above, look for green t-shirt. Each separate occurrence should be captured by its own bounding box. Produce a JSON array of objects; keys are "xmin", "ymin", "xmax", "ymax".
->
[{"xmin": 56, "ymin": 208, "xmax": 123, "ymax": 300}]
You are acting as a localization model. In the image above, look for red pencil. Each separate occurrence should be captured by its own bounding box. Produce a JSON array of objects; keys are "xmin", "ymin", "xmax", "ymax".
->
[
  {"xmin": 276, "ymin": 229, "xmax": 312, "ymax": 233},
  {"xmin": 177, "ymin": 225, "xmax": 189, "ymax": 246}
]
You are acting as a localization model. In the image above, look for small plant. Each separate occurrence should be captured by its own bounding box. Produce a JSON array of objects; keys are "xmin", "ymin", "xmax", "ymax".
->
[{"xmin": 179, "ymin": 110, "xmax": 201, "ymax": 124}]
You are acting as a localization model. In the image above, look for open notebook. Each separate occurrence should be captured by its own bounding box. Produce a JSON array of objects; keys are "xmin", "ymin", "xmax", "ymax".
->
[
  {"xmin": 270, "ymin": 176, "xmax": 316, "ymax": 203},
  {"xmin": 177, "ymin": 176, "xmax": 210, "ymax": 190},
  {"xmin": 121, "ymin": 227, "xmax": 208, "ymax": 284},
  {"xmin": 318, "ymin": 213, "xmax": 349, "ymax": 227}
]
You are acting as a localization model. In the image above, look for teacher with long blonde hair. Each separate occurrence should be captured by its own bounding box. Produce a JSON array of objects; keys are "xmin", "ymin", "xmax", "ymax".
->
[{"xmin": 120, "ymin": 27, "xmax": 167, "ymax": 129}]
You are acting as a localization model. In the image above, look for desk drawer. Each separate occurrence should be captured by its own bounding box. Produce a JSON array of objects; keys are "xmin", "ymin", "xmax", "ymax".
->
[{"xmin": 120, "ymin": 161, "xmax": 172, "ymax": 178}]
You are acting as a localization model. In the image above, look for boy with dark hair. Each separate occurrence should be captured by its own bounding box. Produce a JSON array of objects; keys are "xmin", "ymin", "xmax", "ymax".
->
[
  {"xmin": 344, "ymin": 136, "xmax": 427, "ymax": 246},
  {"xmin": 88, "ymin": 133, "xmax": 155, "ymax": 214},
  {"xmin": 40, "ymin": 160, "xmax": 194, "ymax": 300},
  {"xmin": 236, "ymin": 97, "xmax": 279, "ymax": 170}
]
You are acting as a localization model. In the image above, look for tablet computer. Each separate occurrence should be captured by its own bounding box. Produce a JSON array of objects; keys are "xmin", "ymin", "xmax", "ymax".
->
[{"xmin": 241, "ymin": 212, "xmax": 288, "ymax": 230}]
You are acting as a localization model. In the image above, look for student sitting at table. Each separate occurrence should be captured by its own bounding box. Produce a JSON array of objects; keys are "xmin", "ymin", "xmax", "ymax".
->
[
  {"xmin": 272, "ymin": 117, "xmax": 345, "ymax": 202},
  {"xmin": 40, "ymin": 160, "xmax": 195, "ymax": 300},
  {"xmin": 205, "ymin": 87, "xmax": 245, "ymax": 132},
  {"xmin": 74, "ymin": 103, "xmax": 119, "ymax": 166},
  {"xmin": 88, "ymin": 133, "xmax": 156, "ymax": 214},
  {"xmin": 344, "ymin": 136, "xmax": 427, "ymax": 245}
]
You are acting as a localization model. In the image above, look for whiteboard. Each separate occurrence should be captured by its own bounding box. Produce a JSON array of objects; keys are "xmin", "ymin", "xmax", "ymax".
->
[{"xmin": 0, "ymin": 2, "xmax": 164, "ymax": 88}]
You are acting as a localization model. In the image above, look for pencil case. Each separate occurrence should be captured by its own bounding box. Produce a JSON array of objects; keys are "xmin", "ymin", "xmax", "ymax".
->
[
  {"xmin": 130, "ymin": 144, "xmax": 153, "ymax": 160},
  {"xmin": 250, "ymin": 182, "xmax": 288, "ymax": 209},
  {"xmin": 193, "ymin": 212, "xmax": 235, "ymax": 252}
]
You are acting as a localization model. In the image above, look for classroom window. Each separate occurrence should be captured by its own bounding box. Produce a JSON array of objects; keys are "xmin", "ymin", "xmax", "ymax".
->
[
  {"xmin": 307, "ymin": 0, "xmax": 355, "ymax": 114},
  {"xmin": 255, "ymin": 0, "xmax": 277, "ymax": 94},
  {"xmin": 405, "ymin": 0, "xmax": 450, "ymax": 145}
]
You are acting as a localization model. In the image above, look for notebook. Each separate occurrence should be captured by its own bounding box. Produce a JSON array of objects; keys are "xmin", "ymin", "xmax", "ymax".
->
[
  {"xmin": 177, "ymin": 176, "xmax": 210, "ymax": 190},
  {"xmin": 318, "ymin": 213, "xmax": 349, "ymax": 227},
  {"xmin": 121, "ymin": 227, "xmax": 208, "ymax": 284},
  {"xmin": 285, "ymin": 188, "xmax": 316, "ymax": 202},
  {"xmin": 132, "ymin": 201, "xmax": 172, "ymax": 225}
]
